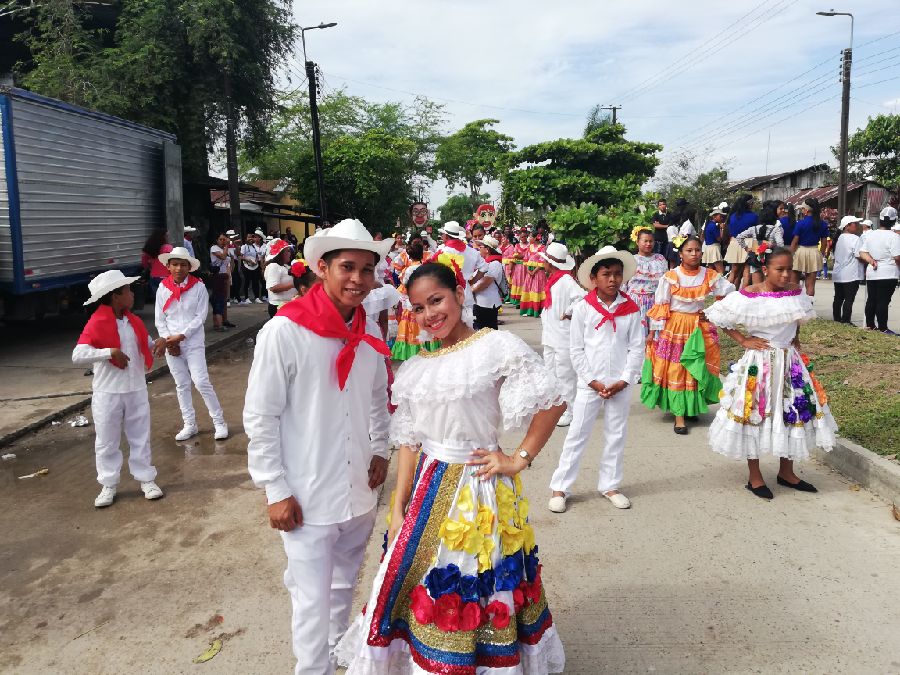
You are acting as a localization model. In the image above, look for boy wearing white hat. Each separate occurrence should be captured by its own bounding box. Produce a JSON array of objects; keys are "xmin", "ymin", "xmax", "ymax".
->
[
  {"xmin": 549, "ymin": 247, "xmax": 645, "ymax": 513},
  {"xmin": 538, "ymin": 242, "xmax": 585, "ymax": 427},
  {"xmin": 73, "ymin": 270, "xmax": 168, "ymax": 507},
  {"xmin": 470, "ymin": 234, "xmax": 507, "ymax": 330},
  {"xmin": 183, "ymin": 225, "xmax": 197, "ymax": 258},
  {"xmin": 244, "ymin": 218, "xmax": 393, "ymax": 674},
  {"xmin": 436, "ymin": 220, "xmax": 487, "ymax": 327},
  {"xmin": 155, "ymin": 247, "xmax": 228, "ymax": 441}
]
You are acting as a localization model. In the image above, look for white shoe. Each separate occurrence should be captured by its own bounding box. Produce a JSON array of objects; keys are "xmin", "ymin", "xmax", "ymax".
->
[
  {"xmin": 548, "ymin": 495, "xmax": 567, "ymax": 513},
  {"xmin": 226, "ymin": 301, "xmax": 232, "ymax": 307},
  {"xmin": 254, "ymin": 298, "xmax": 264, "ymax": 304},
  {"xmin": 175, "ymin": 425, "xmax": 198, "ymax": 442},
  {"xmin": 214, "ymin": 423, "xmax": 229, "ymax": 440},
  {"xmin": 604, "ymin": 491, "xmax": 631, "ymax": 509},
  {"xmin": 240, "ymin": 299, "xmax": 251, "ymax": 305},
  {"xmin": 556, "ymin": 411, "xmax": 572, "ymax": 427},
  {"xmin": 141, "ymin": 481, "xmax": 164, "ymax": 500},
  {"xmin": 94, "ymin": 485, "xmax": 117, "ymax": 508}
]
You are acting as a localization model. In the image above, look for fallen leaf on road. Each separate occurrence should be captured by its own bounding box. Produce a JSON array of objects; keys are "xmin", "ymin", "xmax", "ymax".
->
[
  {"xmin": 193, "ymin": 638, "xmax": 222, "ymax": 664},
  {"xmin": 18, "ymin": 468, "xmax": 49, "ymax": 480},
  {"xmin": 892, "ymin": 503, "xmax": 900, "ymax": 522},
  {"xmin": 849, "ymin": 484, "xmax": 861, "ymax": 491}
]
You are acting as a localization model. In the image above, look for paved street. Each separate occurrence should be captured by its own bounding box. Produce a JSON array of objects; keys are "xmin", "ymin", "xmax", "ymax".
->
[
  {"xmin": 810, "ymin": 279, "xmax": 899, "ymax": 333},
  {"xmin": 2, "ymin": 311, "xmax": 899, "ymax": 674}
]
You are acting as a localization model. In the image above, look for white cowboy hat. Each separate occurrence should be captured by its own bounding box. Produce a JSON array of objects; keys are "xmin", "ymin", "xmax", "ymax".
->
[
  {"xmin": 225, "ymin": 229, "xmax": 238, "ymax": 237},
  {"xmin": 861, "ymin": 219, "xmax": 873, "ymax": 228},
  {"xmin": 480, "ymin": 234, "xmax": 502, "ymax": 253},
  {"xmin": 439, "ymin": 221, "xmax": 467, "ymax": 240},
  {"xmin": 539, "ymin": 242, "xmax": 576, "ymax": 271},
  {"xmin": 83, "ymin": 270, "xmax": 140, "ymax": 305},
  {"xmin": 158, "ymin": 246, "xmax": 200, "ymax": 272},
  {"xmin": 266, "ymin": 238, "xmax": 291, "ymax": 261},
  {"xmin": 183, "ymin": 226, "xmax": 197, "ymax": 234},
  {"xmin": 577, "ymin": 245, "xmax": 637, "ymax": 288},
  {"xmin": 838, "ymin": 215, "xmax": 862, "ymax": 231},
  {"xmin": 880, "ymin": 205, "xmax": 898, "ymax": 221},
  {"xmin": 709, "ymin": 208, "xmax": 726, "ymax": 216},
  {"xmin": 303, "ymin": 218, "xmax": 394, "ymax": 274}
]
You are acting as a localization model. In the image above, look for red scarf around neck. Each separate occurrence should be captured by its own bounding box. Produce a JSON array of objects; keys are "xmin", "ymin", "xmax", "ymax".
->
[
  {"xmin": 443, "ymin": 238, "xmax": 466, "ymax": 253},
  {"xmin": 543, "ymin": 270, "xmax": 570, "ymax": 308},
  {"xmin": 584, "ymin": 291, "xmax": 640, "ymax": 332},
  {"xmin": 77, "ymin": 304, "xmax": 153, "ymax": 370},
  {"xmin": 484, "ymin": 254, "xmax": 503, "ymax": 264},
  {"xmin": 161, "ymin": 274, "xmax": 201, "ymax": 312},
  {"xmin": 277, "ymin": 283, "xmax": 390, "ymax": 390}
]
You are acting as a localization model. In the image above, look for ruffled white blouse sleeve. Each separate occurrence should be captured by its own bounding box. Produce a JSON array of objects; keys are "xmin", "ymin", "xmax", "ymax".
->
[{"xmin": 496, "ymin": 331, "xmax": 565, "ymax": 430}]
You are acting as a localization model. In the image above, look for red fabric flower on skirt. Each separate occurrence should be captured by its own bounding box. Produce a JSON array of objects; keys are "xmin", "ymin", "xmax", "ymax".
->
[
  {"xmin": 485, "ymin": 600, "xmax": 511, "ymax": 629},
  {"xmin": 459, "ymin": 602, "xmax": 483, "ymax": 631},
  {"xmin": 409, "ymin": 585, "xmax": 434, "ymax": 625},
  {"xmin": 434, "ymin": 593, "xmax": 462, "ymax": 632}
]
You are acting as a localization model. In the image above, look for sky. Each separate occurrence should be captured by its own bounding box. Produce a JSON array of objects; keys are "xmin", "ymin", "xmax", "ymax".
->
[{"xmin": 287, "ymin": 0, "xmax": 900, "ymax": 214}]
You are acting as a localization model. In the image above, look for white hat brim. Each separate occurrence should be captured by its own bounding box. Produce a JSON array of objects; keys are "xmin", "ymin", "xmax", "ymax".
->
[
  {"xmin": 538, "ymin": 252, "xmax": 575, "ymax": 271},
  {"xmin": 304, "ymin": 236, "xmax": 395, "ymax": 276},
  {"xmin": 83, "ymin": 275, "xmax": 140, "ymax": 305},
  {"xmin": 439, "ymin": 228, "xmax": 466, "ymax": 240},
  {"xmin": 158, "ymin": 251, "xmax": 200, "ymax": 272},
  {"xmin": 577, "ymin": 251, "xmax": 636, "ymax": 288}
]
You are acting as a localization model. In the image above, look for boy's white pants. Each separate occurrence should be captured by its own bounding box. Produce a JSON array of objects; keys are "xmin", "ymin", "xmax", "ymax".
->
[
  {"xmin": 543, "ymin": 345, "xmax": 577, "ymax": 406},
  {"xmin": 281, "ymin": 508, "xmax": 376, "ymax": 675},
  {"xmin": 549, "ymin": 386, "xmax": 631, "ymax": 495},
  {"xmin": 166, "ymin": 347, "xmax": 224, "ymax": 427},
  {"xmin": 92, "ymin": 389, "xmax": 156, "ymax": 487}
]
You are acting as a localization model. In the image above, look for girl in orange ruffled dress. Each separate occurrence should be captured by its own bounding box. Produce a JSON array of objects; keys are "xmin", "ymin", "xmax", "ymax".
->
[{"xmin": 390, "ymin": 241, "xmax": 439, "ymax": 361}]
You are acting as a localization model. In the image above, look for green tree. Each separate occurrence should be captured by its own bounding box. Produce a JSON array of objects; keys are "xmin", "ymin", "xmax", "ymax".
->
[
  {"xmin": 438, "ymin": 193, "xmax": 491, "ymax": 224},
  {"xmin": 435, "ymin": 119, "xmax": 514, "ymax": 199},
  {"xmin": 655, "ymin": 150, "xmax": 732, "ymax": 225},
  {"xmin": 843, "ymin": 114, "xmax": 900, "ymax": 190}
]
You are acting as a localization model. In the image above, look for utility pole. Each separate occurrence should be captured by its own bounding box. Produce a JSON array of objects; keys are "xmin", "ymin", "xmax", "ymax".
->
[
  {"xmin": 838, "ymin": 46, "xmax": 852, "ymax": 218},
  {"xmin": 306, "ymin": 60, "xmax": 327, "ymax": 224},
  {"xmin": 600, "ymin": 105, "xmax": 622, "ymax": 124},
  {"xmin": 224, "ymin": 76, "xmax": 242, "ymax": 235}
]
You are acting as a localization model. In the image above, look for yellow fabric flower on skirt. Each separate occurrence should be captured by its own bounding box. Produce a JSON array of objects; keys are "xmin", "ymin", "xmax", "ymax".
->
[
  {"xmin": 500, "ymin": 521, "xmax": 524, "ymax": 556},
  {"xmin": 522, "ymin": 523, "xmax": 536, "ymax": 554},
  {"xmin": 496, "ymin": 481, "xmax": 517, "ymax": 523},
  {"xmin": 513, "ymin": 474, "xmax": 523, "ymax": 496},
  {"xmin": 440, "ymin": 516, "xmax": 480, "ymax": 554},
  {"xmin": 476, "ymin": 503, "xmax": 495, "ymax": 536},
  {"xmin": 516, "ymin": 497, "xmax": 530, "ymax": 527},
  {"xmin": 478, "ymin": 536, "xmax": 495, "ymax": 573},
  {"xmin": 455, "ymin": 485, "xmax": 475, "ymax": 515}
]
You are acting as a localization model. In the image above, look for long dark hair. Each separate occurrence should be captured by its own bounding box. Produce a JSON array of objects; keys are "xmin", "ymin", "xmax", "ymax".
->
[
  {"xmin": 759, "ymin": 200, "xmax": 780, "ymax": 226},
  {"xmin": 142, "ymin": 229, "xmax": 168, "ymax": 257},
  {"xmin": 803, "ymin": 197, "xmax": 822, "ymax": 227},
  {"xmin": 731, "ymin": 194, "xmax": 754, "ymax": 217},
  {"xmin": 407, "ymin": 261, "xmax": 458, "ymax": 294}
]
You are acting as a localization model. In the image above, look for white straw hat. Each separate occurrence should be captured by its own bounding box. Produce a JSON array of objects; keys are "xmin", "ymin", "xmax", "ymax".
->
[
  {"xmin": 577, "ymin": 245, "xmax": 636, "ymax": 288},
  {"xmin": 539, "ymin": 242, "xmax": 576, "ymax": 271},
  {"xmin": 183, "ymin": 226, "xmax": 197, "ymax": 234},
  {"xmin": 481, "ymin": 235, "xmax": 501, "ymax": 253},
  {"xmin": 303, "ymin": 218, "xmax": 394, "ymax": 274},
  {"xmin": 439, "ymin": 221, "xmax": 467, "ymax": 240},
  {"xmin": 158, "ymin": 246, "xmax": 200, "ymax": 272},
  {"xmin": 83, "ymin": 270, "xmax": 140, "ymax": 305},
  {"xmin": 838, "ymin": 215, "xmax": 862, "ymax": 231}
]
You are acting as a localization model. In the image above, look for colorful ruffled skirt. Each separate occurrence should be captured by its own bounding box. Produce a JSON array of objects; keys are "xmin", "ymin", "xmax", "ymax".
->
[
  {"xmin": 519, "ymin": 267, "xmax": 547, "ymax": 317},
  {"xmin": 709, "ymin": 346, "xmax": 837, "ymax": 460},
  {"xmin": 336, "ymin": 445, "xmax": 565, "ymax": 674},
  {"xmin": 629, "ymin": 290, "xmax": 655, "ymax": 336},
  {"xmin": 509, "ymin": 261, "xmax": 527, "ymax": 307},
  {"xmin": 391, "ymin": 308, "xmax": 440, "ymax": 361},
  {"xmin": 640, "ymin": 312, "xmax": 722, "ymax": 416}
]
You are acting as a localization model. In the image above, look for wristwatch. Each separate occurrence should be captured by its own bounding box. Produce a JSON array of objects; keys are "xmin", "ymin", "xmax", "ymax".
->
[{"xmin": 517, "ymin": 448, "xmax": 533, "ymax": 468}]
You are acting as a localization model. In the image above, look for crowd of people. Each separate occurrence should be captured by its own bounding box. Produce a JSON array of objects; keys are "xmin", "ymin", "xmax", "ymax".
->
[{"xmin": 83, "ymin": 195, "xmax": 897, "ymax": 674}]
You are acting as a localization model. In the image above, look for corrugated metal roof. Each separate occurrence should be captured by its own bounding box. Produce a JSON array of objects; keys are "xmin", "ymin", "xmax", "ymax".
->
[{"xmin": 785, "ymin": 182, "xmax": 867, "ymax": 204}]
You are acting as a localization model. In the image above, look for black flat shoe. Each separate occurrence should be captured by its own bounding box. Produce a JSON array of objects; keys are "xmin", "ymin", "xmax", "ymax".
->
[
  {"xmin": 777, "ymin": 475, "xmax": 818, "ymax": 492},
  {"xmin": 674, "ymin": 425, "xmax": 688, "ymax": 435},
  {"xmin": 746, "ymin": 482, "xmax": 774, "ymax": 500}
]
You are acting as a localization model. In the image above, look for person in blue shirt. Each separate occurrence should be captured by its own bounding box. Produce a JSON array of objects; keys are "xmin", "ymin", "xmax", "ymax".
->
[
  {"xmin": 724, "ymin": 194, "xmax": 759, "ymax": 289},
  {"xmin": 702, "ymin": 208, "xmax": 726, "ymax": 274},
  {"xmin": 778, "ymin": 202, "xmax": 795, "ymax": 244},
  {"xmin": 789, "ymin": 197, "xmax": 829, "ymax": 297}
]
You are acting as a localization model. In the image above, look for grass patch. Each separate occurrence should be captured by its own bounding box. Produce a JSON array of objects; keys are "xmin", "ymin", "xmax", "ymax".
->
[{"xmin": 717, "ymin": 319, "xmax": 900, "ymax": 458}]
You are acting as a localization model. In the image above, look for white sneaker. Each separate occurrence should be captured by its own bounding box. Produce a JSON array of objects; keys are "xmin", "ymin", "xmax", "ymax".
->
[
  {"xmin": 556, "ymin": 410, "xmax": 572, "ymax": 427},
  {"xmin": 548, "ymin": 495, "xmax": 567, "ymax": 513},
  {"xmin": 603, "ymin": 491, "xmax": 631, "ymax": 509},
  {"xmin": 94, "ymin": 485, "xmax": 117, "ymax": 508},
  {"xmin": 240, "ymin": 299, "xmax": 252, "ymax": 305},
  {"xmin": 214, "ymin": 423, "xmax": 229, "ymax": 440},
  {"xmin": 254, "ymin": 298, "xmax": 264, "ymax": 304},
  {"xmin": 175, "ymin": 425, "xmax": 198, "ymax": 442},
  {"xmin": 141, "ymin": 481, "xmax": 164, "ymax": 500},
  {"xmin": 226, "ymin": 301, "xmax": 231, "ymax": 307}
]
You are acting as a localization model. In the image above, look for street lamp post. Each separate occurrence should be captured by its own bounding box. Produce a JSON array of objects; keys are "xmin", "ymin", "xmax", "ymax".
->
[
  {"xmin": 817, "ymin": 9, "xmax": 854, "ymax": 218},
  {"xmin": 300, "ymin": 22, "xmax": 337, "ymax": 225}
]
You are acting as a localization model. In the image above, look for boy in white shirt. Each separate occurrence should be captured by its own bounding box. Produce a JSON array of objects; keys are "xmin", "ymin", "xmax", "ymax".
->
[
  {"xmin": 470, "ymin": 234, "xmax": 507, "ymax": 330},
  {"xmin": 831, "ymin": 216, "xmax": 864, "ymax": 324},
  {"xmin": 155, "ymin": 247, "xmax": 228, "ymax": 442},
  {"xmin": 73, "ymin": 270, "xmax": 167, "ymax": 507},
  {"xmin": 436, "ymin": 221, "xmax": 487, "ymax": 327},
  {"xmin": 548, "ymin": 246, "xmax": 644, "ymax": 513},
  {"xmin": 538, "ymin": 242, "xmax": 585, "ymax": 427}
]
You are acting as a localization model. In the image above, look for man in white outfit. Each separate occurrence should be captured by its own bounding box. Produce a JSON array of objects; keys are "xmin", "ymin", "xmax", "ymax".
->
[
  {"xmin": 549, "ymin": 247, "xmax": 644, "ymax": 513},
  {"xmin": 435, "ymin": 220, "xmax": 486, "ymax": 327},
  {"xmin": 155, "ymin": 247, "xmax": 228, "ymax": 441},
  {"xmin": 539, "ymin": 242, "xmax": 586, "ymax": 428},
  {"xmin": 244, "ymin": 219, "xmax": 394, "ymax": 674}
]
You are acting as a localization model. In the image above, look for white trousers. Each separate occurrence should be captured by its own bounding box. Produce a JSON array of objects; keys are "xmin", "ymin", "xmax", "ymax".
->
[
  {"xmin": 549, "ymin": 387, "xmax": 631, "ymax": 495},
  {"xmin": 281, "ymin": 508, "xmax": 376, "ymax": 675},
  {"xmin": 165, "ymin": 347, "xmax": 224, "ymax": 427},
  {"xmin": 543, "ymin": 345, "xmax": 577, "ymax": 406},
  {"xmin": 91, "ymin": 389, "xmax": 156, "ymax": 487}
]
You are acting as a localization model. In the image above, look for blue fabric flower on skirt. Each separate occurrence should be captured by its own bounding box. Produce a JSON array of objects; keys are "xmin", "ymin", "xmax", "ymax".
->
[
  {"xmin": 478, "ymin": 569, "xmax": 495, "ymax": 598},
  {"xmin": 458, "ymin": 575, "xmax": 480, "ymax": 603},
  {"xmin": 425, "ymin": 563, "xmax": 460, "ymax": 598},
  {"xmin": 524, "ymin": 546, "xmax": 540, "ymax": 582},
  {"xmin": 495, "ymin": 554, "xmax": 524, "ymax": 591}
]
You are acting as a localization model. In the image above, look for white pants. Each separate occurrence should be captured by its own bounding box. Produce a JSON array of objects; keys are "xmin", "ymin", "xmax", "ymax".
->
[
  {"xmin": 549, "ymin": 386, "xmax": 631, "ymax": 495},
  {"xmin": 166, "ymin": 347, "xmax": 224, "ymax": 427},
  {"xmin": 543, "ymin": 345, "xmax": 577, "ymax": 406},
  {"xmin": 281, "ymin": 508, "xmax": 376, "ymax": 675},
  {"xmin": 91, "ymin": 389, "xmax": 156, "ymax": 487}
]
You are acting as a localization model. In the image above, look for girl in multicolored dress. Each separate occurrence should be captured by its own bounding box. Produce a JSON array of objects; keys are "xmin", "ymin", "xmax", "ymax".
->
[
  {"xmin": 641, "ymin": 237, "xmax": 735, "ymax": 435},
  {"xmin": 705, "ymin": 247, "xmax": 837, "ymax": 500},
  {"xmin": 390, "ymin": 241, "xmax": 440, "ymax": 361},
  {"xmin": 624, "ymin": 228, "xmax": 668, "ymax": 335},
  {"xmin": 509, "ymin": 230, "xmax": 530, "ymax": 308},
  {"xmin": 520, "ymin": 231, "xmax": 548, "ymax": 317},
  {"xmin": 500, "ymin": 233, "xmax": 516, "ymax": 300},
  {"xmin": 337, "ymin": 261, "xmax": 567, "ymax": 674}
]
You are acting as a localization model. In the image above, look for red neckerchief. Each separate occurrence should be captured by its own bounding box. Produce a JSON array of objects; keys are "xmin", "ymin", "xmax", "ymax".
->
[
  {"xmin": 543, "ymin": 270, "xmax": 570, "ymax": 308},
  {"xmin": 161, "ymin": 275, "xmax": 201, "ymax": 312},
  {"xmin": 443, "ymin": 238, "xmax": 466, "ymax": 253},
  {"xmin": 584, "ymin": 291, "xmax": 640, "ymax": 332},
  {"xmin": 77, "ymin": 304, "xmax": 152, "ymax": 370},
  {"xmin": 277, "ymin": 283, "xmax": 390, "ymax": 390},
  {"xmin": 484, "ymin": 255, "xmax": 502, "ymax": 264}
]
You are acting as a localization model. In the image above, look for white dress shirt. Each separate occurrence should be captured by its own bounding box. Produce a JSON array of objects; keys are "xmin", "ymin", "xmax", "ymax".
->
[
  {"xmin": 437, "ymin": 243, "xmax": 487, "ymax": 308},
  {"xmin": 541, "ymin": 274, "xmax": 587, "ymax": 349},
  {"xmin": 569, "ymin": 293, "xmax": 645, "ymax": 389},
  {"xmin": 72, "ymin": 316, "xmax": 154, "ymax": 394},
  {"xmin": 831, "ymin": 232, "xmax": 863, "ymax": 283},
  {"xmin": 154, "ymin": 279, "xmax": 209, "ymax": 350},
  {"xmin": 858, "ymin": 230, "xmax": 900, "ymax": 281},
  {"xmin": 473, "ymin": 260, "xmax": 505, "ymax": 309},
  {"xmin": 244, "ymin": 316, "xmax": 390, "ymax": 525}
]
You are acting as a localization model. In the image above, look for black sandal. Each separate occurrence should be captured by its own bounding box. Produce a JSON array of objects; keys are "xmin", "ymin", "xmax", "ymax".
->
[
  {"xmin": 777, "ymin": 475, "xmax": 818, "ymax": 493},
  {"xmin": 746, "ymin": 482, "xmax": 774, "ymax": 500},
  {"xmin": 673, "ymin": 425, "xmax": 688, "ymax": 435}
]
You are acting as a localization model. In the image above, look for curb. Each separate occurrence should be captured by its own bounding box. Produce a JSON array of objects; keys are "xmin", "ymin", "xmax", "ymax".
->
[
  {"xmin": 0, "ymin": 318, "xmax": 267, "ymax": 448},
  {"xmin": 813, "ymin": 437, "xmax": 900, "ymax": 505}
]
